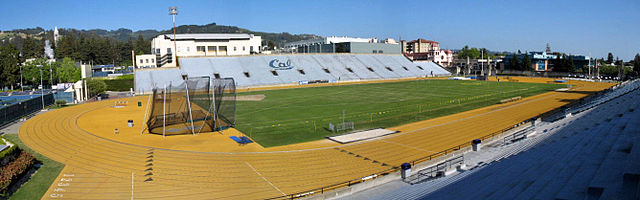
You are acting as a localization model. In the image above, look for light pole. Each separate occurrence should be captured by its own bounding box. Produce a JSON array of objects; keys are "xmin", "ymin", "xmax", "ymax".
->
[
  {"xmin": 37, "ymin": 65, "xmax": 44, "ymax": 109},
  {"xmin": 169, "ymin": 7, "xmax": 178, "ymax": 66},
  {"xmin": 19, "ymin": 65, "xmax": 23, "ymax": 92}
]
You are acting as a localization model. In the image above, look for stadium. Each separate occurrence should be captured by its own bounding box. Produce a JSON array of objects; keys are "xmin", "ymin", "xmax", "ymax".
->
[{"xmin": 10, "ymin": 49, "xmax": 639, "ymax": 200}]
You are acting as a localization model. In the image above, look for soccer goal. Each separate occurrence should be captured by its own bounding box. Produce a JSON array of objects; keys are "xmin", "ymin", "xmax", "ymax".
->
[{"xmin": 144, "ymin": 77, "xmax": 236, "ymax": 136}]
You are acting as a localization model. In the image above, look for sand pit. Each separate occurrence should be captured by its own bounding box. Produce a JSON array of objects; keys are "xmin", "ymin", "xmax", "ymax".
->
[{"xmin": 233, "ymin": 94, "xmax": 266, "ymax": 101}]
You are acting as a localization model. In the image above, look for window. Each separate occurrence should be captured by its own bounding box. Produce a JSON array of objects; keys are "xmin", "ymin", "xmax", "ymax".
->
[
  {"xmin": 196, "ymin": 46, "xmax": 205, "ymax": 53},
  {"xmin": 167, "ymin": 48, "xmax": 172, "ymax": 53},
  {"xmin": 151, "ymin": 59, "xmax": 154, "ymax": 63},
  {"xmin": 298, "ymin": 69, "xmax": 306, "ymax": 75},
  {"xmin": 139, "ymin": 59, "xmax": 143, "ymax": 63},
  {"xmin": 156, "ymin": 49, "xmax": 160, "ymax": 54},
  {"xmin": 386, "ymin": 66, "xmax": 393, "ymax": 71},
  {"xmin": 270, "ymin": 70, "xmax": 278, "ymax": 76},
  {"xmin": 379, "ymin": 50, "xmax": 383, "ymax": 53},
  {"xmin": 373, "ymin": 50, "xmax": 378, "ymax": 53},
  {"xmin": 367, "ymin": 67, "xmax": 374, "ymax": 72},
  {"xmin": 243, "ymin": 46, "xmax": 246, "ymax": 51},
  {"xmin": 145, "ymin": 59, "xmax": 149, "ymax": 63},
  {"xmin": 417, "ymin": 65, "xmax": 424, "ymax": 70},
  {"xmin": 346, "ymin": 67, "xmax": 354, "ymax": 73},
  {"xmin": 402, "ymin": 66, "xmax": 408, "ymax": 71},
  {"xmin": 213, "ymin": 73, "xmax": 221, "ymax": 79},
  {"xmin": 187, "ymin": 47, "xmax": 190, "ymax": 52},
  {"xmin": 243, "ymin": 72, "xmax": 250, "ymax": 78},
  {"xmin": 323, "ymin": 68, "xmax": 331, "ymax": 74},
  {"xmin": 234, "ymin": 46, "xmax": 237, "ymax": 51}
]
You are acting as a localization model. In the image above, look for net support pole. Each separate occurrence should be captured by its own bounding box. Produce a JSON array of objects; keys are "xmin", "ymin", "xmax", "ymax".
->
[
  {"xmin": 211, "ymin": 79, "xmax": 217, "ymax": 131},
  {"xmin": 184, "ymin": 80, "xmax": 196, "ymax": 135},
  {"xmin": 163, "ymin": 84, "xmax": 166, "ymax": 138},
  {"xmin": 140, "ymin": 93, "xmax": 152, "ymax": 135}
]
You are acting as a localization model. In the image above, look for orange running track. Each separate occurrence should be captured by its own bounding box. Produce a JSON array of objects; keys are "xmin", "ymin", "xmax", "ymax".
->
[{"xmin": 19, "ymin": 77, "xmax": 615, "ymax": 199}]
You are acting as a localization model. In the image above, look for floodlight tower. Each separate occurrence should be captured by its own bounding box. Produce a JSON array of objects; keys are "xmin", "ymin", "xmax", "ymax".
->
[{"xmin": 169, "ymin": 6, "xmax": 178, "ymax": 66}]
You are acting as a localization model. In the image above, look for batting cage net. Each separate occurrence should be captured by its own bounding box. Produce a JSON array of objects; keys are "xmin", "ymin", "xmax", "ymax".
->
[{"xmin": 145, "ymin": 77, "xmax": 235, "ymax": 135}]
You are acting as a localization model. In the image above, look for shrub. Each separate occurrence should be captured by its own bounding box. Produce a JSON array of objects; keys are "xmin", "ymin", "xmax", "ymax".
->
[
  {"xmin": 0, "ymin": 151, "xmax": 36, "ymax": 196},
  {"xmin": 55, "ymin": 100, "xmax": 67, "ymax": 107}
]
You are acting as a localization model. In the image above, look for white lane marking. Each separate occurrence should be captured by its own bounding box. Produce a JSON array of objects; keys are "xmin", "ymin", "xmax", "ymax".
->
[{"xmin": 245, "ymin": 162, "xmax": 286, "ymax": 196}]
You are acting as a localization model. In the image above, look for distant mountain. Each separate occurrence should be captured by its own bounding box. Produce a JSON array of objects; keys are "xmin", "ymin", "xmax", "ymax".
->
[{"xmin": 1, "ymin": 22, "xmax": 320, "ymax": 48}]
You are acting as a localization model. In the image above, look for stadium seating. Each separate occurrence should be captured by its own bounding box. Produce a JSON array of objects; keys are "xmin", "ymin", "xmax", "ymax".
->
[
  {"xmin": 418, "ymin": 80, "xmax": 640, "ymax": 200},
  {"xmin": 135, "ymin": 54, "xmax": 451, "ymax": 92}
]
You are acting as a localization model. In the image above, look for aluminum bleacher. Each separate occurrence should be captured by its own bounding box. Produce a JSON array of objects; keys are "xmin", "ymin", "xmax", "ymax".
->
[
  {"xmin": 134, "ymin": 54, "xmax": 450, "ymax": 92},
  {"xmin": 419, "ymin": 81, "xmax": 640, "ymax": 200}
]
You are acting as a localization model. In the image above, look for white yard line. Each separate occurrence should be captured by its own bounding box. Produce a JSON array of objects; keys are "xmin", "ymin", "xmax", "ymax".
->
[{"xmin": 245, "ymin": 162, "xmax": 286, "ymax": 196}]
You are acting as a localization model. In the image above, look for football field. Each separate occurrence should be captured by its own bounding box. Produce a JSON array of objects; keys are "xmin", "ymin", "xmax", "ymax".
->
[{"xmin": 236, "ymin": 79, "xmax": 565, "ymax": 147}]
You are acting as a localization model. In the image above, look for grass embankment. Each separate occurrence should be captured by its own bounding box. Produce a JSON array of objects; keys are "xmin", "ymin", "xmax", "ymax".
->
[
  {"xmin": 235, "ymin": 79, "xmax": 565, "ymax": 147},
  {"xmin": 1, "ymin": 134, "xmax": 64, "ymax": 200}
]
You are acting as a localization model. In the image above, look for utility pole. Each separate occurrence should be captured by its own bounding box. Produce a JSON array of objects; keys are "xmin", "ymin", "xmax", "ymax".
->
[
  {"xmin": 169, "ymin": 7, "xmax": 178, "ymax": 67},
  {"xmin": 37, "ymin": 65, "xmax": 44, "ymax": 109},
  {"xmin": 19, "ymin": 65, "xmax": 23, "ymax": 92}
]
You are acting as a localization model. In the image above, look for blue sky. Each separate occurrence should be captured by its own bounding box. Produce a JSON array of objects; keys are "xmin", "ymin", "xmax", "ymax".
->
[{"xmin": 1, "ymin": 0, "xmax": 639, "ymax": 60}]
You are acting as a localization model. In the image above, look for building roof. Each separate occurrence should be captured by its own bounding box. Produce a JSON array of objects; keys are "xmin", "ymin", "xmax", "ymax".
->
[
  {"xmin": 407, "ymin": 39, "xmax": 439, "ymax": 44},
  {"xmin": 164, "ymin": 33, "xmax": 254, "ymax": 40}
]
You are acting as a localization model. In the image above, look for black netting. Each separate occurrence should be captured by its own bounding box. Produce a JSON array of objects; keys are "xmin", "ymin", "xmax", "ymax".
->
[
  {"xmin": 146, "ymin": 77, "xmax": 235, "ymax": 135},
  {"xmin": 0, "ymin": 93, "xmax": 54, "ymax": 126},
  {"xmin": 213, "ymin": 78, "xmax": 236, "ymax": 129}
]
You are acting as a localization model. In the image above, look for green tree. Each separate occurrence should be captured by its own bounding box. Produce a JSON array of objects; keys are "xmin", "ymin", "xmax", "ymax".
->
[
  {"xmin": 21, "ymin": 58, "xmax": 55, "ymax": 87},
  {"xmin": 134, "ymin": 34, "xmax": 149, "ymax": 54},
  {"xmin": 457, "ymin": 45, "xmax": 481, "ymax": 59},
  {"xmin": 22, "ymin": 36, "xmax": 44, "ymax": 59},
  {"xmin": 607, "ymin": 52, "xmax": 614, "ymax": 64},
  {"xmin": 633, "ymin": 53, "xmax": 640, "ymax": 76},
  {"xmin": 56, "ymin": 57, "xmax": 81, "ymax": 83},
  {"xmin": 86, "ymin": 78, "xmax": 107, "ymax": 96},
  {"xmin": 0, "ymin": 44, "xmax": 22, "ymax": 90},
  {"xmin": 568, "ymin": 55, "xmax": 575, "ymax": 72},
  {"xmin": 522, "ymin": 53, "xmax": 531, "ymax": 71},
  {"xmin": 510, "ymin": 53, "xmax": 520, "ymax": 70}
]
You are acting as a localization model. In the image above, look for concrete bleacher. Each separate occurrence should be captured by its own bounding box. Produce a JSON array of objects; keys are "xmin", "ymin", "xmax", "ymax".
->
[
  {"xmin": 134, "ymin": 54, "xmax": 450, "ymax": 92},
  {"xmin": 419, "ymin": 81, "xmax": 640, "ymax": 200}
]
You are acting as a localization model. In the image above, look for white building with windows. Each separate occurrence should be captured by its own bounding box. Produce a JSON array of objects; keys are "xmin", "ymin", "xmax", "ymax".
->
[
  {"xmin": 135, "ymin": 54, "xmax": 157, "ymax": 68},
  {"xmin": 149, "ymin": 33, "xmax": 262, "ymax": 67}
]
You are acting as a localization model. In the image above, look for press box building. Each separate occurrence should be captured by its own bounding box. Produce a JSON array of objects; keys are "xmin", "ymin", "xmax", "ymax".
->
[{"xmin": 146, "ymin": 33, "xmax": 262, "ymax": 67}]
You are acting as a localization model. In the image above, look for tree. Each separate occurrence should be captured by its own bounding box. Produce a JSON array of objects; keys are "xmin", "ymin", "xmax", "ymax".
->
[
  {"xmin": 522, "ymin": 53, "xmax": 531, "ymax": 71},
  {"xmin": 633, "ymin": 53, "xmax": 640, "ymax": 76},
  {"xmin": 457, "ymin": 45, "xmax": 481, "ymax": 59},
  {"xmin": 86, "ymin": 78, "xmax": 106, "ymax": 96},
  {"xmin": 607, "ymin": 52, "xmax": 614, "ymax": 64},
  {"xmin": 0, "ymin": 44, "xmax": 22, "ymax": 90},
  {"xmin": 21, "ymin": 58, "xmax": 55, "ymax": 87},
  {"xmin": 134, "ymin": 34, "xmax": 149, "ymax": 54},
  {"xmin": 568, "ymin": 55, "xmax": 575, "ymax": 72},
  {"xmin": 56, "ymin": 57, "xmax": 81, "ymax": 83},
  {"xmin": 22, "ymin": 36, "xmax": 44, "ymax": 59},
  {"xmin": 510, "ymin": 53, "xmax": 520, "ymax": 70}
]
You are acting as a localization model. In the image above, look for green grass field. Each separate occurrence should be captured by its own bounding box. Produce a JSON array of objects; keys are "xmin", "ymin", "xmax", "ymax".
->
[
  {"xmin": 1, "ymin": 134, "xmax": 64, "ymax": 200},
  {"xmin": 234, "ymin": 79, "xmax": 565, "ymax": 147}
]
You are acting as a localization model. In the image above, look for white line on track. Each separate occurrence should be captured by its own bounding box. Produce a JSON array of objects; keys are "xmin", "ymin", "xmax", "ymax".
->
[
  {"xmin": 245, "ymin": 161, "xmax": 286, "ymax": 196},
  {"xmin": 380, "ymin": 140, "xmax": 438, "ymax": 153}
]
